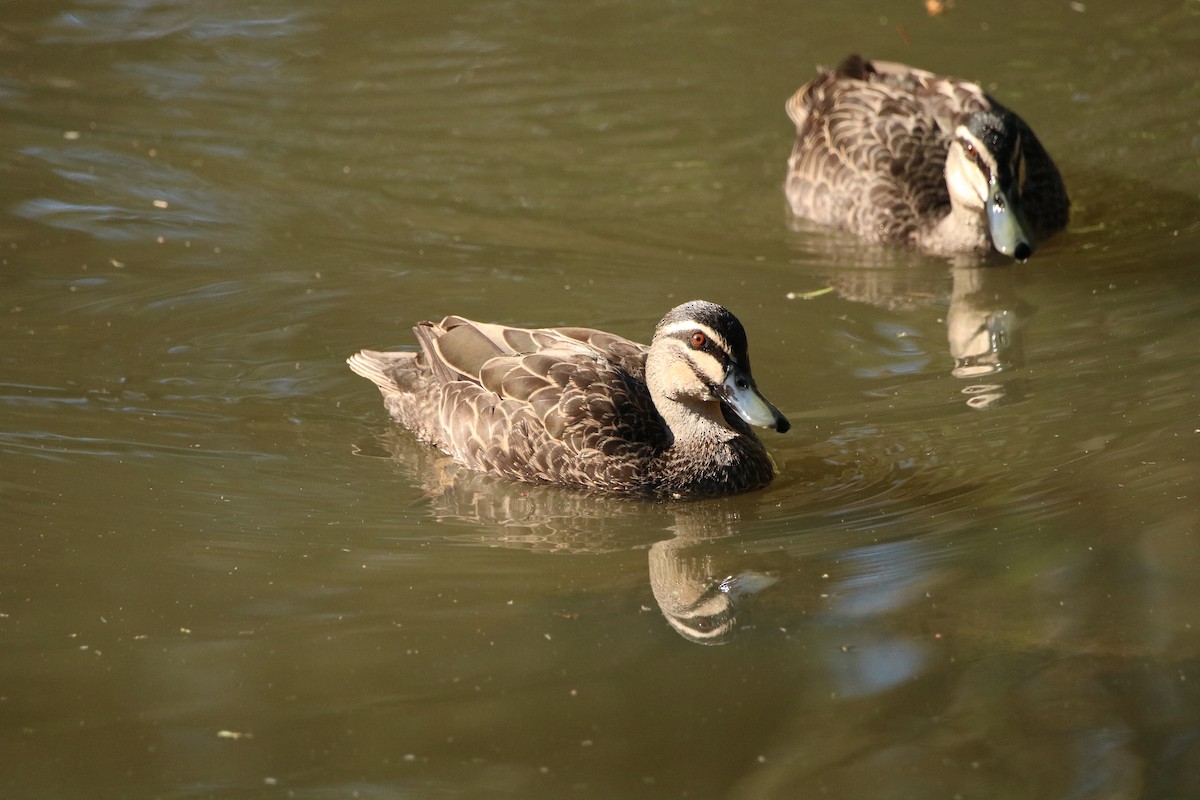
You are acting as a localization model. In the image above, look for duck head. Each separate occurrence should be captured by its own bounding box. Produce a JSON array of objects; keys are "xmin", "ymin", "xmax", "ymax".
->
[
  {"xmin": 945, "ymin": 109, "xmax": 1037, "ymax": 261},
  {"xmin": 646, "ymin": 301, "xmax": 790, "ymax": 434}
]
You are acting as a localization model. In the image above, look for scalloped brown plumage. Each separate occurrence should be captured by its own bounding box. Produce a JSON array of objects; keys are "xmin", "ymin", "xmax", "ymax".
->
[
  {"xmin": 348, "ymin": 302, "xmax": 789, "ymax": 499},
  {"xmin": 785, "ymin": 54, "xmax": 1069, "ymax": 258}
]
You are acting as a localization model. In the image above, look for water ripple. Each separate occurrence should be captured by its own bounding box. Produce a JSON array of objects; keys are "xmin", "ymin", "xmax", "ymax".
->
[{"xmin": 42, "ymin": 3, "xmax": 317, "ymax": 46}]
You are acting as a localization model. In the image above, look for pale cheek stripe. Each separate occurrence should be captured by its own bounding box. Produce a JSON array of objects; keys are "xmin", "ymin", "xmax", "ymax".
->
[
  {"xmin": 659, "ymin": 336, "xmax": 726, "ymax": 385},
  {"xmin": 657, "ymin": 321, "xmax": 729, "ymax": 353},
  {"xmin": 955, "ymin": 128, "xmax": 1000, "ymax": 178}
]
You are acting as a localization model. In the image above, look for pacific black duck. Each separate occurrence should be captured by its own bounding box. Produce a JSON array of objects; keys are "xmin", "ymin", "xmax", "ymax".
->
[
  {"xmin": 348, "ymin": 301, "xmax": 789, "ymax": 499},
  {"xmin": 785, "ymin": 54, "xmax": 1069, "ymax": 260}
]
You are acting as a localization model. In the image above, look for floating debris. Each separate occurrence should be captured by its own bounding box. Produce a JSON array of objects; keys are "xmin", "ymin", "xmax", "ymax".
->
[
  {"xmin": 217, "ymin": 730, "xmax": 253, "ymax": 740},
  {"xmin": 785, "ymin": 286, "xmax": 835, "ymax": 300}
]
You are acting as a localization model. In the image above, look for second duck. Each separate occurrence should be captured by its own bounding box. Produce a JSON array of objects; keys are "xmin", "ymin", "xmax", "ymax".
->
[{"xmin": 785, "ymin": 54, "xmax": 1069, "ymax": 260}]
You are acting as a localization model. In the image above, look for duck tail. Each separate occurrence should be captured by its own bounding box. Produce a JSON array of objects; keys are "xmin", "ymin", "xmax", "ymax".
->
[
  {"xmin": 834, "ymin": 54, "xmax": 874, "ymax": 80},
  {"xmin": 347, "ymin": 349, "xmax": 416, "ymax": 391}
]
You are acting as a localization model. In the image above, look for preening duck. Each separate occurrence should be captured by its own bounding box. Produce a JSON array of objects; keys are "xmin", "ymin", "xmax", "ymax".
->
[{"xmin": 785, "ymin": 54, "xmax": 1069, "ymax": 260}]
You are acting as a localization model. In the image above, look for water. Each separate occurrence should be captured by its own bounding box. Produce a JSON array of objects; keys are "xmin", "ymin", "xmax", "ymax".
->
[{"xmin": 2, "ymin": 0, "xmax": 1199, "ymax": 797}]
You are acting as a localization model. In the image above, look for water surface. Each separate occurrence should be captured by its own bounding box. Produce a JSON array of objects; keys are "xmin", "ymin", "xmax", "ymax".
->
[{"xmin": 3, "ymin": 1, "xmax": 1199, "ymax": 797}]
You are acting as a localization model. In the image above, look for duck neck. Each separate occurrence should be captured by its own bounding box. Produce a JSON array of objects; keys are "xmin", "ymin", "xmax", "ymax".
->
[
  {"xmin": 658, "ymin": 397, "xmax": 738, "ymax": 449},
  {"xmin": 653, "ymin": 397, "xmax": 773, "ymax": 498},
  {"xmin": 921, "ymin": 198, "xmax": 990, "ymax": 254}
]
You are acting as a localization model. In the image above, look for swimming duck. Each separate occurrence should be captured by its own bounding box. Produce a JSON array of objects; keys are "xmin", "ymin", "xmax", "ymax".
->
[
  {"xmin": 348, "ymin": 301, "xmax": 789, "ymax": 499},
  {"xmin": 785, "ymin": 54, "xmax": 1069, "ymax": 260}
]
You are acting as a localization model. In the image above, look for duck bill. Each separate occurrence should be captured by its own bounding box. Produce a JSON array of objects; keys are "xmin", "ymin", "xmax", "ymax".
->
[
  {"xmin": 717, "ymin": 368, "xmax": 790, "ymax": 433},
  {"xmin": 986, "ymin": 181, "xmax": 1035, "ymax": 262}
]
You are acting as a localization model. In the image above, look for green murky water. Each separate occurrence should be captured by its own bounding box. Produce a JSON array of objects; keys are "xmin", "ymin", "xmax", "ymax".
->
[{"xmin": 3, "ymin": 1, "xmax": 1199, "ymax": 797}]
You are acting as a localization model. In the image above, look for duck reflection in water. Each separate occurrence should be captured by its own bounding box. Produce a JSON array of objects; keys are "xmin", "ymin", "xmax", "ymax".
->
[
  {"xmin": 945, "ymin": 264, "xmax": 1033, "ymax": 408},
  {"xmin": 358, "ymin": 430, "xmax": 778, "ymax": 644},
  {"xmin": 783, "ymin": 230, "xmax": 1033, "ymax": 408},
  {"xmin": 649, "ymin": 512, "xmax": 779, "ymax": 645}
]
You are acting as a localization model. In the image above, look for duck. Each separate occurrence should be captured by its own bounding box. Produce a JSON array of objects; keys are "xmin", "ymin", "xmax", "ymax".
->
[
  {"xmin": 347, "ymin": 301, "xmax": 790, "ymax": 499},
  {"xmin": 784, "ymin": 54, "xmax": 1069, "ymax": 260}
]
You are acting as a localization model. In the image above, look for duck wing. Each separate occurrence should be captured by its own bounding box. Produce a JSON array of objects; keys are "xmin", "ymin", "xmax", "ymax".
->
[
  {"xmin": 786, "ymin": 55, "xmax": 986, "ymax": 242},
  {"xmin": 854, "ymin": 58, "xmax": 1068, "ymax": 240},
  {"xmin": 420, "ymin": 318, "xmax": 666, "ymax": 489},
  {"xmin": 863, "ymin": 57, "xmax": 989, "ymax": 129}
]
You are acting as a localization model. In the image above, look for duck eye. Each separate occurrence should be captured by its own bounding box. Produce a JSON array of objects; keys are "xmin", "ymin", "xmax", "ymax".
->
[
  {"xmin": 963, "ymin": 142, "xmax": 978, "ymax": 162},
  {"xmin": 690, "ymin": 331, "xmax": 707, "ymax": 348}
]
